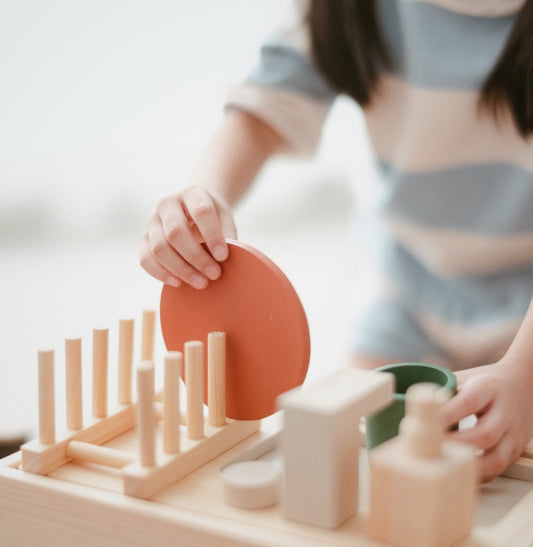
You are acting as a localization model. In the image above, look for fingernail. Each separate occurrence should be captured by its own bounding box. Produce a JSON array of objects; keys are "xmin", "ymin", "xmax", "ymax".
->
[
  {"xmin": 204, "ymin": 265, "xmax": 221, "ymax": 280},
  {"xmin": 213, "ymin": 245, "xmax": 228, "ymax": 261},
  {"xmin": 166, "ymin": 276, "xmax": 181, "ymax": 287},
  {"xmin": 190, "ymin": 273, "xmax": 207, "ymax": 289}
]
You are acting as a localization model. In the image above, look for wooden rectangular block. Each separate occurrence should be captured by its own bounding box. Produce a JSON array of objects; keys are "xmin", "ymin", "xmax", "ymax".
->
[{"xmin": 278, "ymin": 368, "xmax": 394, "ymax": 528}]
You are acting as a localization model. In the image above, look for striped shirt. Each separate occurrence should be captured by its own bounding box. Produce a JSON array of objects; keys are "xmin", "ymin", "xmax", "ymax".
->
[{"xmin": 226, "ymin": 0, "xmax": 533, "ymax": 369}]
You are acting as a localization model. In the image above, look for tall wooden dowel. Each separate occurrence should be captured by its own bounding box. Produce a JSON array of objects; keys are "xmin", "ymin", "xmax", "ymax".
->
[
  {"xmin": 38, "ymin": 349, "xmax": 55, "ymax": 444},
  {"xmin": 163, "ymin": 352, "xmax": 182, "ymax": 454},
  {"xmin": 185, "ymin": 341, "xmax": 204, "ymax": 439},
  {"xmin": 118, "ymin": 318, "xmax": 134, "ymax": 405},
  {"xmin": 208, "ymin": 331, "xmax": 226, "ymax": 426},
  {"xmin": 137, "ymin": 361, "xmax": 156, "ymax": 467},
  {"xmin": 92, "ymin": 328, "xmax": 108, "ymax": 418},
  {"xmin": 141, "ymin": 310, "xmax": 156, "ymax": 361},
  {"xmin": 65, "ymin": 338, "xmax": 83, "ymax": 430}
]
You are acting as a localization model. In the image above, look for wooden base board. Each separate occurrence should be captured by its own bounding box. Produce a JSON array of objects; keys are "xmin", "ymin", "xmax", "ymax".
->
[{"xmin": 3, "ymin": 425, "xmax": 533, "ymax": 546}]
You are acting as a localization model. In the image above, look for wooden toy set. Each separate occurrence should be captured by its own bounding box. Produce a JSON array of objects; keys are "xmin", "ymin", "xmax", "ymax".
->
[
  {"xmin": 2, "ymin": 241, "xmax": 533, "ymax": 546},
  {"xmin": 20, "ymin": 320, "xmax": 260, "ymax": 501}
]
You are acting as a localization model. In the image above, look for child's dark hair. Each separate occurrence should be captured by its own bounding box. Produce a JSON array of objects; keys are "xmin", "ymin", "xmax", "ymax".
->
[{"xmin": 309, "ymin": 0, "xmax": 533, "ymax": 138}]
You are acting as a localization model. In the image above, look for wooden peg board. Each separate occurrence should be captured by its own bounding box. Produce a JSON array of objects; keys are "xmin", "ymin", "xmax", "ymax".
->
[{"xmin": 18, "ymin": 311, "xmax": 260, "ymax": 501}]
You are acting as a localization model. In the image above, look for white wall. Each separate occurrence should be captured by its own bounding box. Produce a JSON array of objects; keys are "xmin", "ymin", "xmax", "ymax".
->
[
  {"xmin": 0, "ymin": 1, "xmax": 373, "ymax": 436},
  {"xmin": 1, "ymin": 1, "xmax": 287, "ymax": 232}
]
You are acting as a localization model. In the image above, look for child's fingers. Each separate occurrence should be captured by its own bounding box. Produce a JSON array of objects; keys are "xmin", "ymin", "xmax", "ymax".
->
[
  {"xmin": 143, "ymin": 207, "xmax": 210, "ymax": 289},
  {"xmin": 157, "ymin": 197, "xmax": 222, "ymax": 285},
  {"xmin": 140, "ymin": 187, "xmax": 238, "ymax": 289},
  {"xmin": 447, "ymin": 402, "xmax": 507, "ymax": 451},
  {"xmin": 440, "ymin": 375, "xmax": 496, "ymax": 428},
  {"xmin": 476, "ymin": 433, "xmax": 515, "ymax": 483},
  {"xmin": 181, "ymin": 187, "xmax": 231, "ymax": 263},
  {"xmin": 139, "ymin": 233, "xmax": 182, "ymax": 287},
  {"xmin": 146, "ymin": 222, "xmax": 211, "ymax": 289},
  {"xmin": 217, "ymin": 205, "xmax": 238, "ymax": 243}
]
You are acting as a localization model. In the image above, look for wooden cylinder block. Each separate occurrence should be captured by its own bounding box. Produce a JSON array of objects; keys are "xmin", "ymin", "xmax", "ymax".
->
[
  {"xmin": 118, "ymin": 318, "xmax": 134, "ymax": 405},
  {"xmin": 137, "ymin": 361, "xmax": 156, "ymax": 467},
  {"xmin": 185, "ymin": 341, "xmax": 204, "ymax": 440},
  {"xmin": 222, "ymin": 460, "xmax": 281, "ymax": 509},
  {"xmin": 65, "ymin": 338, "xmax": 83, "ymax": 430},
  {"xmin": 38, "ymin": 349, "xmax": 55, "ymax": 445},
  {"xmin": 163, "ymin": 352, "xmax": 182, "ymax": 454},
  {"xmin": 208, "ymin": 331, "xmax": 226, "ymax": 426},
  {"xmin": 141, "ymin": 310, "xmax": 156, "ymax": 361},
  {"xmin": 92, "ymin": 328, "xmax": 108, "ymax": 418}
]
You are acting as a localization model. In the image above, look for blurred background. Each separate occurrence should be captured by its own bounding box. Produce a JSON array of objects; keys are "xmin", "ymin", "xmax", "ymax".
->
[{"xmin": 0, "ymin": 0, "xmax": 374, "ymax": 440}]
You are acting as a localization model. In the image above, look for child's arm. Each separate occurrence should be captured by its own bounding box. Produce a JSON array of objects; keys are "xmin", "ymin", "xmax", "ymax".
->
[
  {"xmin": 441, "ymin": 297, "xmax": 533, "ymax": 482},
  {"xmin": 140, "ymin": 110, "xmax": 282, "ymax": 288}
]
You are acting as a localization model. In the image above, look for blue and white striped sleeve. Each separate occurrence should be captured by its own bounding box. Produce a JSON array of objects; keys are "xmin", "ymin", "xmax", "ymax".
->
[{"xmin": 225, "ymin": 2, "xmax": 337, "ymax": 155}]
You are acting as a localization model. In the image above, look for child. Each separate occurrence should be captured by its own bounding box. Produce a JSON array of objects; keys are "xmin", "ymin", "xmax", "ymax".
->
[{"xmin": 140, "ymin": 0, "xmax": 533, "ymax": 482}]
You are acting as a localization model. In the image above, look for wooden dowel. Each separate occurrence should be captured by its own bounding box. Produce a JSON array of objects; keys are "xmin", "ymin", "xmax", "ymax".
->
[
  {"xmin": 137, "ymin": 361, "xmax": 156, "ymax": 467},
  {"xmin": 141, "ymin": 310, "xmax": 156, "ymax": 361},
  {"xmin": 118, "ymin": 318, "xmax": 134, "ymax": 405},
  {"xmin": 38, "ymin": 349, "xmax": 55, "ymax": 445},
  {"xmin": 65, "ymin": 338, "xmax": 83, "ymax": 430},
  {"xmin": 92, "ymin": 328, "xmax": 108, "ymax": 418},
  {"xmin": 208, "ymin": 331, "xmax": 226, "ymax": 426},
  {"xmin": 66, "ymin": 440, "xmax": 134, "ymax": 468},
  {"xmin": 185, "ymin": 341, "xmax": 204, "ymax": 439},
  {"xmin": 163, "ymin": 352, "xmax": 182, "ymax": 454},
  {"xmin": 153, "ymin": 401, "xmax": 186, "ymax": 425}
]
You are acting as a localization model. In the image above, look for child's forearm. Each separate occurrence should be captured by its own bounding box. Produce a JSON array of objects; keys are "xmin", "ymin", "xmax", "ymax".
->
[
  {"xmin": 504, "ymin": 296, "xmax": 533, "ymax": 379},
  {"xmin": 189, "ymin": 109, "xmax": 283, "ymax": 208}
]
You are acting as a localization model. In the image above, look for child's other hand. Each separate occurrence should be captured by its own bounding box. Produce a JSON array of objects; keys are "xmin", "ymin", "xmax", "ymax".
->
[
  {"xmin": 140, "ymin": 186, "xmax": 237, "ymax": 289},
  {"xmin": 440, "ymin": 360, "xmax": 533, "ymax": 483}
]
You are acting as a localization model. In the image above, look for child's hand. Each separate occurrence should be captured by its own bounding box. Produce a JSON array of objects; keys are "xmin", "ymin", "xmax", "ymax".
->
[
  {"xmin": 440, "ymin": 360, "xmax": 533, "ymax": 483},
  {"xmin": 140, "ymin": 186, "xmax": 237, "ymax": 289}
]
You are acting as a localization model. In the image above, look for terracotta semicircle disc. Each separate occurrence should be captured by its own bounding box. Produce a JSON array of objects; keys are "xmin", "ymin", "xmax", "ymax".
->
[{"xmin": 160, "ymin": 240, "xmax": 310, "ymax": 420}]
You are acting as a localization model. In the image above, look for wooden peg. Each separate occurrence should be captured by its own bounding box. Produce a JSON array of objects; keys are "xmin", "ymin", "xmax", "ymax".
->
[
  {"xmin": 153, "ymin": 401, "xmax": 187, "ymax": 426},
  {"xmin": 163, "ymin": 352, "xmax": 182, "ymax": 454},
  {"xmin": 92, "ymin": 328, "xmax": 108, "ymax": 418},
  {"xmin": 38, "ymin": 349, "xmax": 55, "ymax": 445},
  {"xmin": 118, "ymin": 318, "xmax": 134, "ymax": 405},
  {"xmin": 208, "ymin": 331, "xmax": 226, "ymax": 427},
  {"xmin": 65, "ymin": 338, "xmax": 83, "ymax": 430},
  {"xmin": 66, "ymin": 440, "xmax": 134, "ymax": 469},
  {"xmin": 137, "ymin": 361, "xmax": 156, "ymax": 467},
  {"xmin": 185, "ymin": 341, "xmax": 204, "ymax": 440},
  {"xmin": 141, "ymin": 310, "xmax": 156, "ymax": 361}
]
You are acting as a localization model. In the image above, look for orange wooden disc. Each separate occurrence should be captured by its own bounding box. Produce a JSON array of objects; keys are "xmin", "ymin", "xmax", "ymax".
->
[{"xmin": 160, "ymin": 240, "xmax": 310, "ymax": 420}]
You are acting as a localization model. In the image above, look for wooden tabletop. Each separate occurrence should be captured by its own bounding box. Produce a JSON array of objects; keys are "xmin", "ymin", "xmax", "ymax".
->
[{"xmin": 1, "ymin": 416, "xmax": 533, "ymax": 546}]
